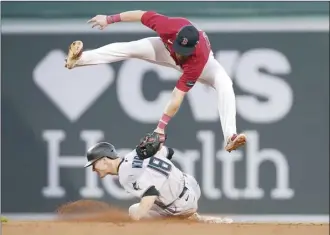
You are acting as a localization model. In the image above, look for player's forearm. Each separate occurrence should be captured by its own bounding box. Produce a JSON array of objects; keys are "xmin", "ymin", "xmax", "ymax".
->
[
  {"xmin": 156, "ymin": 88, "xmax": 186, "ymax": 133},
  {"xmin": 164, "ymin": 98, "xmax": 181, "ymax": 117},
  {"xmin": 107, "ymin": 10, "xmax": 146, "ymax": 24},
  {"xmin": 131, "ymin": 195, "xmax": 157, "ymax": 220},
  {"xmin": 119, "ymin": 10, "xmax": 146, "ymax": 22}
]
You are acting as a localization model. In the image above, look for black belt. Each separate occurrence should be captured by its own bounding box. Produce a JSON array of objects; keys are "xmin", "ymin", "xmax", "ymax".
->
[{"xmin": 155, "ymin": 175, "xmax": 188, "ymax": 210}]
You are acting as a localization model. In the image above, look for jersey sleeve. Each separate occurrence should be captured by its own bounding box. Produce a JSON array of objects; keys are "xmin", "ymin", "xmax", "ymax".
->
[
  {"xmin": 175, "ymin": 63, "xmax": 201, "ymax": 92},
  {"xmin": 141, "ymin": 11, "xmax": 171, "ymax": 35}
]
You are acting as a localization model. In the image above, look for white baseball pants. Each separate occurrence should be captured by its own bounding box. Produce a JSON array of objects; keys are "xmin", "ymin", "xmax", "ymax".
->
[{"xmin": 76, "ymin": 37, "xmax": 237, "ymax": 140}]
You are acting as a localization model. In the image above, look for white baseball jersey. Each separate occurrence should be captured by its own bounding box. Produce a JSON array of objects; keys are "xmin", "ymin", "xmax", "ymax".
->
[{"xmin": 118, "ymin": 146, "xmax": 201, "ymax": 216}]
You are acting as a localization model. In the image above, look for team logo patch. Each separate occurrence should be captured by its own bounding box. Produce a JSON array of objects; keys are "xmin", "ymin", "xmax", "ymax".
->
[
  {"xmin": 181, "ymin": 38, "xmax": 188, "ymax": 46},
  {"xmin": 186, "ymin": 81, "xmax": 195, "ymax": 87}
]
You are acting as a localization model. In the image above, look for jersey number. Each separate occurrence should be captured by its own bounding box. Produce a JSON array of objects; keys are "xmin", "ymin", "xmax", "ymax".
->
[
  {"xmin": 147, "ymin": 157, "xmax": 172, "ymax": 177},
  {"xmin": 132, "ymin": 156, "xmax": 143, "ymax": 168}
]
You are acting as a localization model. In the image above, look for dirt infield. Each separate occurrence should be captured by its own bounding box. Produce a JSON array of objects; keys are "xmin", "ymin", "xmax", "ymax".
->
[
  {"xmin": 2, "ymin": 221, "xmax": 329, "ymax": 235},
  {"xmin": 1, "ymin": 200, "xmax": 329, "ymax": 235}
]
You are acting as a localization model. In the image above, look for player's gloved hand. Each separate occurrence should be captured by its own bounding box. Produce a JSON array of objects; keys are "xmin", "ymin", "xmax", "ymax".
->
[
  {"xmin": 136, "ymin": 132, "xmax": 167, "ymax": 159},
  {"xmin": 153, "ymin": 128, "xmax": 166, "ymax": 146},
  {"xmin": 87, "ymin": 15, "xmax": 109, "ymax": 30}
]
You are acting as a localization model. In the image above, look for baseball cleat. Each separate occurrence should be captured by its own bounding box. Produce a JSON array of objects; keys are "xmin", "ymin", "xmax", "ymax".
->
[
  {"xmin": 65, "ymin": 40, "xmax": 83, "ymax": 69},
  {"xmin": 225, "ymin": 133, "xmax": 247, "ymax": 152}
]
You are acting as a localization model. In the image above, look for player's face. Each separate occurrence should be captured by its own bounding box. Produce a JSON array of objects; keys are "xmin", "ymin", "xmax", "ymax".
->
[
  {"xmin": 92, "ymin": 158, "xmax": 108, "ymax": 178},
  {"xmin": 175, "ymin": 53, "xmax": 189, "ymax": 63}
]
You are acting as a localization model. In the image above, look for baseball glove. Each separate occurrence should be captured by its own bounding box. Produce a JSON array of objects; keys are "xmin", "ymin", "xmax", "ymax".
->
[{"xmin": 136, "ymin": 132, "xmax": 167, "ymax": 159}]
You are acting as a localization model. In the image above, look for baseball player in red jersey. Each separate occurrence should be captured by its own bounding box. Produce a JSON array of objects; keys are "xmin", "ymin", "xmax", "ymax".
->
[{"xmin": 65, "ymin": 10, "xmax": 247, "ymax": 152}]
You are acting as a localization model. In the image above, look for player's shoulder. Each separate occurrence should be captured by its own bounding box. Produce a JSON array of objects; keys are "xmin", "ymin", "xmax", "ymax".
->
[
  {"xmin": 156, "ymin": 145, "xmax": 170, "ymax": 158},
  {"xmin": 118, "ymin": 162, "xmax": 139, "ymax": 187},
  {"xmin": 152, "ymin": 146, "xmax": 174, "ymax": 165},
  {"xmin": 118, "ymin": 149, "xmax": 146, "ymax": 182},
  {"xmin": 118, "ymin": 150, "xmax": 137, "ymax": 173},
  {"xmin": 123, "ymin": 148, "xmax": 138, "ymax": 159}
]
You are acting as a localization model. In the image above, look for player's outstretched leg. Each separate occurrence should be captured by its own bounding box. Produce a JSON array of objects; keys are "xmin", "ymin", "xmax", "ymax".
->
[
  {"xmin": 213, "ymin": 65, "xmax": 247, "ymax": 152},
  {"xmin": 65, "ymin": 38, "xmax": 160, "ymax": 70}
]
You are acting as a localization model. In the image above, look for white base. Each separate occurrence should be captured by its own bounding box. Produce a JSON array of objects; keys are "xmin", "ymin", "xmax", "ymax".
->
[{"xmin": 2, "ymin": 213, "xmax": 329, "ymax": 223}]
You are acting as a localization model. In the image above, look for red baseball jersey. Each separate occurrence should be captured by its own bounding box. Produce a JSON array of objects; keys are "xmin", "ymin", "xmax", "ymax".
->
[{"xmin": 141, "ymin": 11, "xmax": 211, "ymax": 92}]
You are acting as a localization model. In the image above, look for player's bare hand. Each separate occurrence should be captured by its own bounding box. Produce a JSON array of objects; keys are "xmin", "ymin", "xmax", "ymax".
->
[{"xmin": 87, "ymin": 15, "xmax": 108, "ymax": 30}]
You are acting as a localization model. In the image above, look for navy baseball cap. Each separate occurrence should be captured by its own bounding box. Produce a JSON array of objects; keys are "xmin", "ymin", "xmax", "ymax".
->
[{"xmin": 173, "ymin": 25, "xmax": 200, "ymax": 56}]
